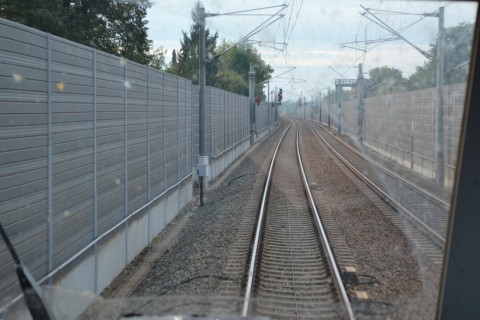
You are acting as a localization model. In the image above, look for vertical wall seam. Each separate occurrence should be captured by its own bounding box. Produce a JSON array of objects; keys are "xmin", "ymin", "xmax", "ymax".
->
[
  {"xmin": 47, "ymin": 33, "xmax": 53, "ymax": 277},
  {"xmin": 177, "ymin": 77, "xmax": 179, "ymax": 183},
  {"xmin": 124, "ymin": 60, "xmax": 128, "ymax": 264},
  {"xmin": 93, "ymin": 48, "xmax": 98, "ymax": 293},
  {"xmin": 163, "ymin": 72, "xmax": 166, "ymax": 226},
  {"xmin": 185, "ymin": 78, "xmax": 188, "ymax": 176},
  {"xmin": 147, "ymin": 66, "xmax": 151, "ymax": 242}
]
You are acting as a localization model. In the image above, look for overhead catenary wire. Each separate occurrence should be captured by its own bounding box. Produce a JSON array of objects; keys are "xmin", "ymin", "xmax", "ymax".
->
[
  {"xmin": 206, "ymin": 4, "xmax": 287, "ymax": 17},
  {"xmin": 338, "ymin": 1, "xmax": 448, "ymax": 78},
  {"xmin": 338, "ymin": 4, "xmax": 437, "ymax": 78},
  {"xmin": 360, "ymin": 5, "xmax": 433, "ymax": 59},
  {"xmin": 209, "ymin": 5, "xmax": 287, "ymax": 61}
]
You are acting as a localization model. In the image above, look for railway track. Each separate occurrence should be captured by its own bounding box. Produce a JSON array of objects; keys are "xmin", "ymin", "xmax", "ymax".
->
[
  {"xmin": 305, "ymin": 120, "xmax": 448, "ymax": 263},
  {"xmin": 242, "ymin": 121, "xmax": 354, "ymax": 319}
]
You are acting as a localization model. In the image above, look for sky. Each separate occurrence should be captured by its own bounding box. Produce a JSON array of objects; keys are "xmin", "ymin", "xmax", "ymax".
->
[{"xmin": 146, "ymin": 0, "xmax": 477, "ymax": 101}]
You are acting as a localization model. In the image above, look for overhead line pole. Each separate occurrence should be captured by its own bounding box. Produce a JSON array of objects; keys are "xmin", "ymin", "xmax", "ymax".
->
[
  {"xmin": 249, "ymin": 64, "xmax": 256, "ymax": 145},
  {"xmin": 436, "ymin": 6, "xmax": 445, "ymax": 185},
  {"xmin": 358, "ymin": 5, "xmax": 445, "ymax": 185},
  {"xmin": 357, "ymin": 63, "xmax": 364, "ymax": 144},
  {"xmin": 197, "ymin": 4, "xmax": 286, "ymax": 206},
  {"xmin": 198, "ymin": 6, "xmax": 206, "ymax": 207}
]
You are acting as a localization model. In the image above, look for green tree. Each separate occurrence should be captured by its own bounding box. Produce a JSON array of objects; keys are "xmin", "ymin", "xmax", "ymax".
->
[
  {"xmin": 407, "ymin": 22, "xmax": 474, "ymax": 90},
  {"xmin": 108, "ymin": 0, "xmax": 152, "ymax": 65},
  {"xmin": 215, "ymin": 41, "xmax": 273, "ymax": 97},
  {"xmin": 0, "ymin": 0, "xmax": 153, "ymax": 65},
  {"xmin": 167, "ymin": 49, "xmax": 178, "ymax": 72},
  {"xmin": 149, "ymin": 46, "xmax": 167, "ymax": 70},
  {"xmin": 170, "ymin": 17, "xmax": 218, "ymax": 84},
  {"xmin": 366, "ymin": 66, "xmax": 406, "ymax": 96},
  {"xmin": 0, "ymin": 0, "xmax": 69, "ymax": 36}
]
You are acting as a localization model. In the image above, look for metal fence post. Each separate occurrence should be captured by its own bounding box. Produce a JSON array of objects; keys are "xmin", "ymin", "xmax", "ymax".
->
[
  {"xmin": 411, "ymin": 91, "xmax": 414, "ymax": 170},
  {"xmin": 211, "ymin": 88, "xmax": 215, "ymax": 155},
  {"xmin": 177, "ymin": 77, "xmax": 179, "ymax": 183},
  {"xmin": 124, "ymin": 60, "xmax": 128, "ymax": 265},
  {"xmin": 225, "ymin": 90, "xmax": 227, "ymax": 150},
  {"xmin": 185, "ymin": 78, "xmax": 187, "ymax": 176},
  {"xmin": 147, "ymin": 66, "xmax": 151, "ymax": 242},
  {"xmin": 163, "ymin": 72, "xmax": 166, "ymax": 226},
  {"xmin": 47, "ymin": 33, "xmax": 53, "ymax": 281},
  {"xmin": 93, "ymin": 48, "xmax": 98, "ymax": 293}
]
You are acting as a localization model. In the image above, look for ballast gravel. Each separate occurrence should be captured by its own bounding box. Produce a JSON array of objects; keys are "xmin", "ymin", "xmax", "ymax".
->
[{"xmin": 102, "ymin": 118, "xmax": 444, "ymax": 319}]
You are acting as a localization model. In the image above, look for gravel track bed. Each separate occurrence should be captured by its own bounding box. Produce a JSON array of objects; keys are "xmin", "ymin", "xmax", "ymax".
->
[
  {"xmin": 253, "ymin": 123, "xmax": 342, "ymax": 319},
  {"xmin": 124, "ymin": 120, "xmax": 288, "ymax": 315},
  {"xmin": 94, "ymin": 117, "xmax": 443, "ymax": 318},
  {"xmin": 299, "ymin": 120, "xmax": 442, "ymax": 319},
  {"xmin": 312, "ymin": 121, "xmax": 451, "ymax": 203}
]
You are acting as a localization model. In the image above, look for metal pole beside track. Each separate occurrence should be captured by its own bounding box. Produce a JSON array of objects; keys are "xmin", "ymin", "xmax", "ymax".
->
[{"xmin": 198, "ymin": 6, "xmax": 206, "ymax": 206}]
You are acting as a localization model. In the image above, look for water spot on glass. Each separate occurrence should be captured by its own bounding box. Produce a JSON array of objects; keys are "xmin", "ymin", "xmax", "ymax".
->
[
  {"xmin": 64, "ymin": 210, "xmax": 71, "ymax": 218},
  {"xmin": 124, "ymin": 80, "xmax": 131, "ymax": 89},
  {"xmin": 119, "ymin": 57, "xmax": 127, "ymax": 66},
  {"xmin": 207, "ymin": 52, "xmax": 214, "ymax": 60},
  {"xmin": 115, "ymin": 178, "xmax": 121, "ymax": 185},
  {"xmin": 57, "ymin": 82, "xmax": 65, "ymax": 91},
  {"xmin": 12, "ymin": 73, "xmax": 23, "ymax": 83}
]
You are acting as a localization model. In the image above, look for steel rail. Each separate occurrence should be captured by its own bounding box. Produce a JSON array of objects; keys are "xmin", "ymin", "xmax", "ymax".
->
[
  {"xmin": 311, "ymin": 120, "xmax": 449, "ymax": 210},
  {"xmin": 295, "ymin": 124, "xmax": 355, "ymax": 320},
  {"xmin": 308, "ymin": 122, "xmax": 446, "ymax": 245},
  {"xmin": 242, "ymin": 122, "xmax": 291, "ymax": 317}
]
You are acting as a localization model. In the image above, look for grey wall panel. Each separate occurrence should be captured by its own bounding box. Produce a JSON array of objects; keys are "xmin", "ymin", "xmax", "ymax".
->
[
  {"xmin": 96, "ymin": 78, "xmax": 125, "ymax": 91},
  {"xmin": 0, "ymin": 20, "xmax": 46, "ymax": 48},
  {"xmin": 1, "ymin": 220, "xmax": 48, "ymax": 274},
  {"xmin": 0, "ymin": 178, "xmax": 46, "ymax": 205},
  {"xmin": 342, "ymin": 83, "xmax": 465, "ymax": 182},
  {"xmin": 1, "ymin": 135, "xmax": 46, "ymax": 152},
  {"xmin": 97, "ymin": 203, "xmax": 123, "ymax": 235},
  {"xmin": 51, "ymin": 50, "xmax": 93, "ymax": 70},
  {"xmin": 95, "ymin": 53, "xmax": 125, "ymax": 74},
  {"xmin": 97, "ymin": 141, "xmax": 124, "ymax": 155},
  {"xmin": 0, "ymin": 75, "xmax": 48, "ymax": 92},
  {"xmin": 97, "ymin": 169, "xmax": 124, "ymax": 195},
  {"xmin": 51, "ymin": 71, "xmax": 93, "ymax": 88},
  {"xmin": 0, "ymin": 17, "xmax": 251, "ymax": 303},
  {"xmin": 0, "ymin": 191, "xmax": 46, "ymax": 227},
  {"xmin": 52, "ymin": 161, "xmax": 93, "ymax": 186},
  {"xmin": 52, "ymin": 112, "xmax": 93, "ymax": 123},
  {"xmin": 128, "ymin": 144, "xmax": 148, "ymax": 158},
  {"xmin": 97, "ymin": 134, "xmax": 125, "ymax": 147},
  {"xmin": 52, "ymin": 178, "xmax": 92, "ymax": 208},
  {"xmin": 52, "ymin": 128, "xmax": 92, "ymax": 144},
  {"xmin": 96, "ymin": 86, "xmax": 125, "ymax": 98},
  {"xmin": 50, "ymin": 36, "xmax": 92, "ymax": 57},
  {"xmin": 52, "ymin": 223, "xmax": 92, "ymax": 267},
  {"xmin": 0, "ymin": 35, "xmax": 47, "ymax": 60},
  {"xmin": 0, "ymin": 166, "xmax": 46, "ymax": 191},
  {"xmin": 0, "ymin": 146, "xmax": 47, "ymax": 165},
  {"xmin": 51, "ymin": 138, "xmax": 93, "ymax": 155},
  {"xmin": 0, "ymin": 63, "xmax": 46, "ymax": 81}
]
